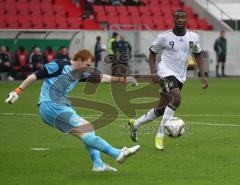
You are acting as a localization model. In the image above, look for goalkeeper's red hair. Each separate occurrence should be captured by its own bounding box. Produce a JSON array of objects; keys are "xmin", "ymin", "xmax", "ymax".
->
[{"xmin": 73, "ymin": 49, "xmax": 95, "ymax": 62}]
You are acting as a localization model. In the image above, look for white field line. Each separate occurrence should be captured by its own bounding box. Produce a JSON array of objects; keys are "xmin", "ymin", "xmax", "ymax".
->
[
  {"xmin": 31, "ymin": 148, "xmax": 50, "ymax": 151},
  {"xmin": 0, "ymin": 112, "xmax": 240, "ymax": 127}
]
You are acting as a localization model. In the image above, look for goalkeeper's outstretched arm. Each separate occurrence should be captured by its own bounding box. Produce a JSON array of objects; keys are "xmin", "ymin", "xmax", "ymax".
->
[
  {"xmin": 5, "ymin": 74, "xmax": 37, "ymax": 104},
  {"xmin": 101, "ymin": 74, "xmax": 138, "ymax": 86}
]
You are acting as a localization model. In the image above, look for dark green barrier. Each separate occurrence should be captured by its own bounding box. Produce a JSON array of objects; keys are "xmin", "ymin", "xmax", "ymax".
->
[{"xmin": 0, "ymin": 39, "xmax": 70, "ymax": 54}]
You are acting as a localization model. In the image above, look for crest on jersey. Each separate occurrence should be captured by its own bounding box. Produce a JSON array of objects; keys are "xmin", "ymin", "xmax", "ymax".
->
[
  {"xmin": 189, "ymin": 41, "xmax": 194, "ymax": 48},
  {"xmin": 168, "ymin": 81, "xmax": 174, "ymax": 88}
]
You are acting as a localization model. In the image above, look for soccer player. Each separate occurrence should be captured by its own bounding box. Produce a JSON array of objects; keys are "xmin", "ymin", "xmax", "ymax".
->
[
  {"xmin": 128, "ymin": 9, "xmax": 208, "ymax": 151},
  {"xmin": 5, "ymin": 48, "xmax": 140, "ymax": 172}
]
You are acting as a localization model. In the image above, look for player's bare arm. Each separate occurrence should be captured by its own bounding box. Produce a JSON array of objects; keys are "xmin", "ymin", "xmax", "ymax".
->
[
  {"xmin": 193, "ymin": 52, "xmax": 208, "ymax": 89},
  {"xmin": 149, "ymin": 50, "xmax": 161, "ymax": 83}
]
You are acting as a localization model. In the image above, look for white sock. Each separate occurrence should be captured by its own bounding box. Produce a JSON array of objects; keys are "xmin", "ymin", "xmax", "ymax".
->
[
  {"xmin": 134, "ymin": 108, "xmax": 157, "ymax": 128},
  {"xmin": 157, "ymin": 106, "xmax": 175, "ymax": 137}
]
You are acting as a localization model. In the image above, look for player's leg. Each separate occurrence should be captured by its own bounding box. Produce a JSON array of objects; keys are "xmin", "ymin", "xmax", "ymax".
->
[
  {"xmin": 71, "ymin": 125, "xmax": 140, "ymax": 165},
  {"xmin": 221, "ymin": 56, "xmax": 226, "ymax": 76},
  {"xmin": 39, "ymin": 102, "xmax": 140, "ymax": 171},
  {"xmin": 155, "ymin": 76, "xmax": 182, "ymax": 151},
  {"xmin": 155, "ymin": 88, "xmax": 181, "ymax": 150},
  {"xmin": 128, "ymin": 92, "xmax": 169, "ymax": 142},
  {"xmin": 216, "ymin": 56, "xmax": 220, "ymax": 77}
]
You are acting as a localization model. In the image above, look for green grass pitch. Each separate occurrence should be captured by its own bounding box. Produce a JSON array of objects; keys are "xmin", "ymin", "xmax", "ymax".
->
[{"xmin": 0, "ymin": 78, "xmax": 240, "ymax": 185}]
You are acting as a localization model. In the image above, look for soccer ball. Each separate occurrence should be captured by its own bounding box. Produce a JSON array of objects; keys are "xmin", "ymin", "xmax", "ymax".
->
[{"xmin": 164, "ymin": 117, "xmax": 185, "ymax": 137}]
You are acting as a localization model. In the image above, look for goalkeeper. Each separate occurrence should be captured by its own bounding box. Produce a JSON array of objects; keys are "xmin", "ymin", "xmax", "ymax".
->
[{"xmin": 5, "ymin": 48, "xmax": 140, "ymax": 172}]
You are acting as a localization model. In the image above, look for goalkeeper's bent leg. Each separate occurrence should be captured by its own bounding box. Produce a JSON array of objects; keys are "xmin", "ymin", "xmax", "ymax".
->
[
  {"xmin": 81, "ymin": 131, "xmax": 121, "ymax": 159},
  {"xmin": 84, "ymin": 141, "xmax": 104, "ymax": 168}
]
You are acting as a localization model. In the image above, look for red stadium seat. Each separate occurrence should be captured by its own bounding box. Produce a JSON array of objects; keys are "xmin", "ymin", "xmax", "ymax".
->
[
  {"xmin": 55, "ymin": 17, "xmax": 68, "ymax": 29},
  {"xmin": 30, "ymin": 7, "xmax": 42, "ymax": 17},
  {"xmin": 149, "ymin": 0, "xmax": 160, "ymax": 7},
  {"xmin": 105, "ymin": 6, "xmax": 117, "ymax": 16},
  {"xmin": 17, "ymin": 0, "xmax": 29, "ymax": 3},
  {"xmin": 41, "ymin": 5, "xmax": 55, "ymax": 16},
  {"xmin": 187, "ymin": 18, "xmax": 198, "ymax": 30},
  {"xmin": 116, "ymin": 6, "xmax": 128, "ymax": 16},
  {"xmin": 67, "ymin": 18, "xmax": 83, "ymax": 29},
  {"xmin": 153, "ymin": 15, "xmax": 165, "ymax": 29},
  {"xmin": 171, "ymin": 0, "xmax": 182, "ymax": 7},
  {"xmin": 6, "ymin": 17, "xmax": 19, "ymax": 28},
  {"xmin": 93, "ymin": 5, "xmax": 105, "ymax": 13},
  {"xmin": 0, "ymin": 8, "xmax": 5, "ymax": 16},
  {"xmin": 96, "ymin": 12, "xmax": 108, "ymax": 22},
  {"xmin": 31, "ymin": 17, "xmax": 45, "ymax": 29},
  {"xmin": 18, "ymin": 10, "xmax": 31, "ymax": 17},
  {"xmin": 150, "ymin": 6, "xmax": 162, "ymax": 16},
  {"xmin": 142, "ymin": 17, "xmax": 154, "ymax": 29},
  {"xmin": 139, "ymin": 7, "xmax": 151, "ymax": 16},
  {"xmin": 107, "ymin": 17, "xmax": 119, "ymax": 25},
  {"xmin": 0, "ymin": 17, "xmax": 7, "ymax": 28},
  {"xmin": 53, "ymin": 6, "xmax": 65, "ymax": 17},
  {"xmin": 127, "ymin": 6, "xmax": 139, "ymax": 16},
  {"xmin": 131, "ymin": 17, "xmax": 142, "ymax": 25},
  {"xmin": 43, "ymin": 17, "xmax": 57, "ymax": 29},
  {"xmin": 197, "ymin": 18, "xmax": 210, "ymax": 30},
  {"xmin": 171, "ymin": 6, "xmax": 182, "ymax": 13},
  {"xmin": 82, "ymin": 20, "xmax": 102, "ymax": 30},
  {"xmin": 19, "ymin": 17, "xmax": 33, "ymax": 29},
  {"xmin": 183, "ymin": 6, "xmax": 195, "ymax": 18},
  {"xmin": 119, "ymin": 15, "xmax": 131, "ymax": 25}
]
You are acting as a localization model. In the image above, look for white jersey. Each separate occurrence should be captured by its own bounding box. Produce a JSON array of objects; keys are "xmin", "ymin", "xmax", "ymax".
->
[{"xmin": 150, "ymin": 30, "xmax": 201, "ymax": 83}]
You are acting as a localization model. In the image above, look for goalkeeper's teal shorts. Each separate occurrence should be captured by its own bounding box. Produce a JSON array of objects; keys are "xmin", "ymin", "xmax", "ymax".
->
[{"xmin": 39, "ymin": 101, "xmax": 82, "ymax": 134}]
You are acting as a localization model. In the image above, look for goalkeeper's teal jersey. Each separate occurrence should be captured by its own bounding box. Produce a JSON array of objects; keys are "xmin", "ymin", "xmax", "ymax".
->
[{"xmin": 35, "ymin": 59, "xmax": 92, "ymax": 106}]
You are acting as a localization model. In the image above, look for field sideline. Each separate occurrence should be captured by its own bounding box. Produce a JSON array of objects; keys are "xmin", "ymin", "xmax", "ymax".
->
[{"xmin": 0, "ymin": 78, "xmax": 239, "ymax": 185}]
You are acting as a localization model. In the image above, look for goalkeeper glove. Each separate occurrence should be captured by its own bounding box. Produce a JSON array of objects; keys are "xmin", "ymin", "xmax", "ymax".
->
[
  {"xmin": 118, "ymin": 76, "xmax": 138, "ymax": 86},
  {"xmin": 5, "ymin": 87, "xmax": 23, "ymax": 104}
]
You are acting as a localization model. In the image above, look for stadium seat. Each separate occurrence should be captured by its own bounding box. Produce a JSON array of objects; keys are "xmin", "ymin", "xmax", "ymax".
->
[
  {"xmin": 96, "ymin": 12, "xmax": 108, "ymax": 22},
  {"xmin": 131, "ymin": 17, "xmax": 142, "ymax": 25},
  {"xmin": 116, "ymin": 6, "xmax": 128, "ymax": 16},
  {"xmin": 187, "ymin": 18, "xmax": 198, "ymax": 30},
  {"xmin": 19, "ymin": 17, "xmax": 33, "ymax": 29},
  {"xmin": 43, "ymin": 17, "xmax": 56, "ymax": 29},
  {"xmin": 67, "ymin": 18, "xmax": 82, "ymax": 29},
  {"xmin": 161, "ymin": 0, "xmax": 171, "ymax": 7},
  {"xmin": 53, "ymin": 6, "xmax": 66, "ymax": 17},
  {"xmin": 149, "ymin": 0, "xmax": 160, "ymax": 7},
  {"xmin": 150, "ymin": 6, "xmax": 162, "ymax": 16},
  {"xmin": 0, "ymin": 8, "xmax": 5, "ymax": 16},
  {"xmin": 93, "ymin": 5, "xmax": 105, "ymax": 13},
  {"xmin": 183, "ymin": 6, "xmax": 195, "ymax": 18},
  {"xmin": 82, "ymin": 20, "xmax": 102, "ymax": 30},
  {"xmin": 142, "ymin": 17, "xmax": 154, "ymax": 29},
  {"xmin": 153, "ymin": 15, "xmax": 165, "ymax": 30},
  {"xmin": 31, "ymin": 17, "xmax": 45, "ymax": 29},
  {"xmin": 119, "ymin": 15, "xmax": 131, "ymax": 25},
  {"xmin": 139, "ymin": 7, "xmax": 151, "ymax": 16},
  {"xmin": 108, "ymin": 17, "xmax": 119, "ymax": 25},
  {"xmin": 41, "ymin": 5, "xmax": 55, "ymax": 17},
  {"xmin": 105, "ymin": 5, "xmax": 118, "ymax": 18},
  {"xmin": 171, "ymin": 6, "xmax": 182, "ymax": 12},
  {"xmin": 197, "ymin": 18, "xmax": 210, "ymax": 30},
  {"xmin": 18, "ymin": 10, "xmax": 31, "ymax": 17},
  {"xmin": 6, "ymin": 17, "xmax": 19, "ymax": 28},
  {"xmin": 171, "ymin": 0, "xmax": 182, "ymax": 7},
  {"xmin": 0, "ymin": 17, "xmax": 7, "ymax": 28},
  {"xmin": 17, "ymin": 0, "xmax": 29, "ymax": 3},
  {"xmin": 55, "ymin": 17, "xmax": 68, "ymax": 29}
]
